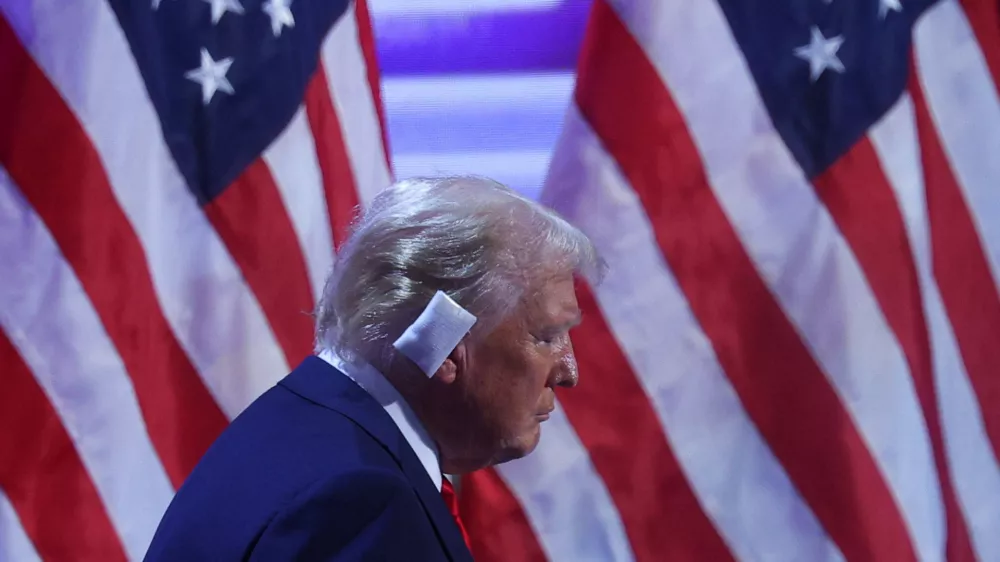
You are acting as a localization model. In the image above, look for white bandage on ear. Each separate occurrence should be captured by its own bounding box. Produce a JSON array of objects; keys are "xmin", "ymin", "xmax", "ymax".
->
[{"xmin": 393, "ymin": 291, "xmax": 477, "ymax": 377}]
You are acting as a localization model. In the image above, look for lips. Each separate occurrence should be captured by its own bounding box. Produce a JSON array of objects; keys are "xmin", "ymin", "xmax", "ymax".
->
[{"xmin": 536, "ymin": 407, "xmax": 554, "ymax": 421}]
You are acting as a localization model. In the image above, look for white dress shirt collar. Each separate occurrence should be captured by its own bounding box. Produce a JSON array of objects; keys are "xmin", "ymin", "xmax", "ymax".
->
[{"xmin": 318, "ymin": 349, "xmax": 443, "ymax": 492}]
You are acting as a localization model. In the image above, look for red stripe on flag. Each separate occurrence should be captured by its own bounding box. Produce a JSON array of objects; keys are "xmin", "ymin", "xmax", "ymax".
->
[
  {"xmin": 0, "ymin": 17, "xmax": 227, "ymax": 489},
  {"xmin": 0, "ymin": 330, "xmax": 128, "ymax": 562},
  {"xmin": 559, "ymin": 282, "xmax": 734, "ymax": 561},
  {"xmin": 574, "ymin": 2, "xmax": 918, "ymax": 560},
  {"xmin": 203, "ymin": 160, "xmax": 315, "ymax": 367},
  {"xmin": 460, "ymin": 469, "xmax": 547, "ymax": 562},
  {"xmin": 909, "ymin": 70, "xmax": 1000, "ymax": 467},
  {"xmin": 354, "ymin": 0, "xmax": 393, "ymax": 172},
  {"xmin": 814, "ymin": 139, "xmax": 976, "ymax": 562},
  {"xmin": 304, "ymin": 66, "xmax": 361, "ymax": 248},
  {"xmin": 958, "ymin": 0, "xmax": 1000, "ymax": 93}
]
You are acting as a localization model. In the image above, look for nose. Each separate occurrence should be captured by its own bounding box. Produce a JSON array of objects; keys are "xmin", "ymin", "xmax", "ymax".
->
[{"xmin": 551, "ymin": 341, "xmax": 579, "ymax": 389}]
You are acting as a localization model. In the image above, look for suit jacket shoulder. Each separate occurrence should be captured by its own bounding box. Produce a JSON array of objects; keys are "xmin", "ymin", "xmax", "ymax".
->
[
  {"xmin": 247, "ymin": 466, "xmax": 442, "ymax": 561},
  {"xmin": 143, "ymin": 356, "xmax": 473, "ymax": 562}
]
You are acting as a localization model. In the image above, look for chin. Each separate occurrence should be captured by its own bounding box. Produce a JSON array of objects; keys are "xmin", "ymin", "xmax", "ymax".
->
[
  {"xmin": 507, "ymin": 425, "xmax": 543, "ymax": 460},
  {"xmin": 487, "ymin": 423, "xmax": 544, "ymax": 467},
  {"xmin": 523, "ymin": 426, "xmax": 542, "ymax": 454}
]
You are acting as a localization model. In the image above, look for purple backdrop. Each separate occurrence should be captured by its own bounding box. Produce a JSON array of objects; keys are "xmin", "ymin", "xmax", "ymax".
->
[{"xmin": 370, "ymin": 0, "xmax": 592, "ymax": 198}]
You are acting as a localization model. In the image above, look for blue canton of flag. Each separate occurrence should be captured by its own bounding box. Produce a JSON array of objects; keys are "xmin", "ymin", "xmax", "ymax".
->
[
  {"xmin": 716, "ymin": 0, "xmax": 937, "ymax": 177},
  {"xmin": 106, "ymin": 0, "xmax": 351, "ymax": 203}
]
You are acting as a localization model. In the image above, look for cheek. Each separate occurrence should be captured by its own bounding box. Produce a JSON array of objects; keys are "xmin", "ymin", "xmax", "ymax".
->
[
  {"xmin": 472, "ymin": 343, "xmax": 549, "ymax": 422},
  {"xmin": 520, "ymin": 357, "xmax": 554, "ymax": 408},
  {"xmin": 486, "ymin": 361, "xmax": 546, "ymax": 420}
]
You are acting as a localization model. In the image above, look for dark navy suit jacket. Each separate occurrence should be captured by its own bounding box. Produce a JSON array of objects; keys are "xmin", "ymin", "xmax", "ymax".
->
[{"xmin": 143, "ymin": 356, "xmax": 475, "ymax": 562}]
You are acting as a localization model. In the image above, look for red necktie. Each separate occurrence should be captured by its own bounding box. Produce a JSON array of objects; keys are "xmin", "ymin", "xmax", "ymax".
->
[{"xmin": 440, "ymin": 477, "xmax": 473, "ymax": 552}]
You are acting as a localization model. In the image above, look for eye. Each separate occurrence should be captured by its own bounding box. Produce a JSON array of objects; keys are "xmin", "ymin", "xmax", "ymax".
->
[
  {"xmin": 534, "ymin": 334, "xmax": 555, "ymax": 345},
  {"xmin": 535, "ymin": 330, "xmax": 567, "ymax": 346}
]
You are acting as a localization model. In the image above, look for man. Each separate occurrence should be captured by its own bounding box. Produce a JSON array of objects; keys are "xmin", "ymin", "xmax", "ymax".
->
[{"xmin": 143, "ymin": 175, "xmax": 605, "ymax": 561}]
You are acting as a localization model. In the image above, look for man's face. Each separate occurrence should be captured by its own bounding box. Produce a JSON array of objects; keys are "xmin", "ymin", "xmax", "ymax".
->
[{"xmin": 437, "ymin": 272, "xmax": 582, "ymax": 473}]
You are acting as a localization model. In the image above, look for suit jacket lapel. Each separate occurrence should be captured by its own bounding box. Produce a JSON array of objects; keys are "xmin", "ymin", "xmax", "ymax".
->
[
  {"xmin": 391, "ymin": 429, "xmax": 475, "ymax": 562},
  {"xmin": 279, "ymin": 357, "xmax": 474, "ymax": 562}
]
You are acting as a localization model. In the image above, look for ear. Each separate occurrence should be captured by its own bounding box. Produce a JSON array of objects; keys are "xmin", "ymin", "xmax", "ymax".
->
[{"xmin": 432, "ymin": 340, "xmax": 467, "ymax": 385}]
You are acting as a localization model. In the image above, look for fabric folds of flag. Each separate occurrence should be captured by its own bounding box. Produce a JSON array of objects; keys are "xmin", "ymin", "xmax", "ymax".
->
[
  {"xmin": 461, "ymin": 1, "xmax": 1000, "ymax": 561},
  {"xmin": 0, "ymin": 0, "xmax": 390, "ymax": 559}
]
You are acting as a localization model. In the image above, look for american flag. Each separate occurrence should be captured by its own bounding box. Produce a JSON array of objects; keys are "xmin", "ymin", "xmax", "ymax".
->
[
  {"xmin": 460, "ymin": 0, "xmax": 1000, "ymax": 561},
  {"xmin": 0, "ymin": 0, "xmax": 390, "ymax": 559}
]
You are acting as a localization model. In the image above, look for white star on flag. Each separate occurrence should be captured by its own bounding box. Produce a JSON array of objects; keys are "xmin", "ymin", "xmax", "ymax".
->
[
  {"xmin": 263, "ymin": 0, "xmax": 295, "ymax": 37},
  {"xmin": 879, "ymin": 0, "xmax": 902, "ymax": 19},
  {"xmin": 203, "ymin": 0, "xmax": 244, "ymax": 24},
  {"xmin": 794, "ymin": 26, "xmax": 846, "ymax": 82},
  {"xmin": 185, "ymin": 47, "xmax": 235, "ymax": 104}
]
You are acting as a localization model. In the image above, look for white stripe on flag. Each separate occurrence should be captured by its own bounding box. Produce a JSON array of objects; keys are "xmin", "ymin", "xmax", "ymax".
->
[
  {"xmin": 496, "ymin": 402, "xmax": 635, "ymax": 562},
  {"xmin": 263, "ymin": 107, "xmax": 336, "ymax": 300},
  {"xmin": 1, "ymin": 0, "xmax": 291, "ymax": 418},
  {"xmin": 544, "ymin": 103, "xmax": 844, "ymax": 562},
  {"xmin": 870, "ymin": 94, "xmax": 1000, "ymax": 562},
  {"xmin": 0, "ymin": 490, "xmax": 41, "ymax": 562},
  {"xmin": 321, "ymin": 3, "xmax": 393, "ymax": 204},
  {"xmin": 605, "ymin": 3, "xmax": 945, "ymax": 558},
  {"xmin": 914, "ymin": 0, "xmax": 1000, "ymax": 289},
  {"xmin": 0, "ymin": 166, "xmax": 174, "ymax": 561}
]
